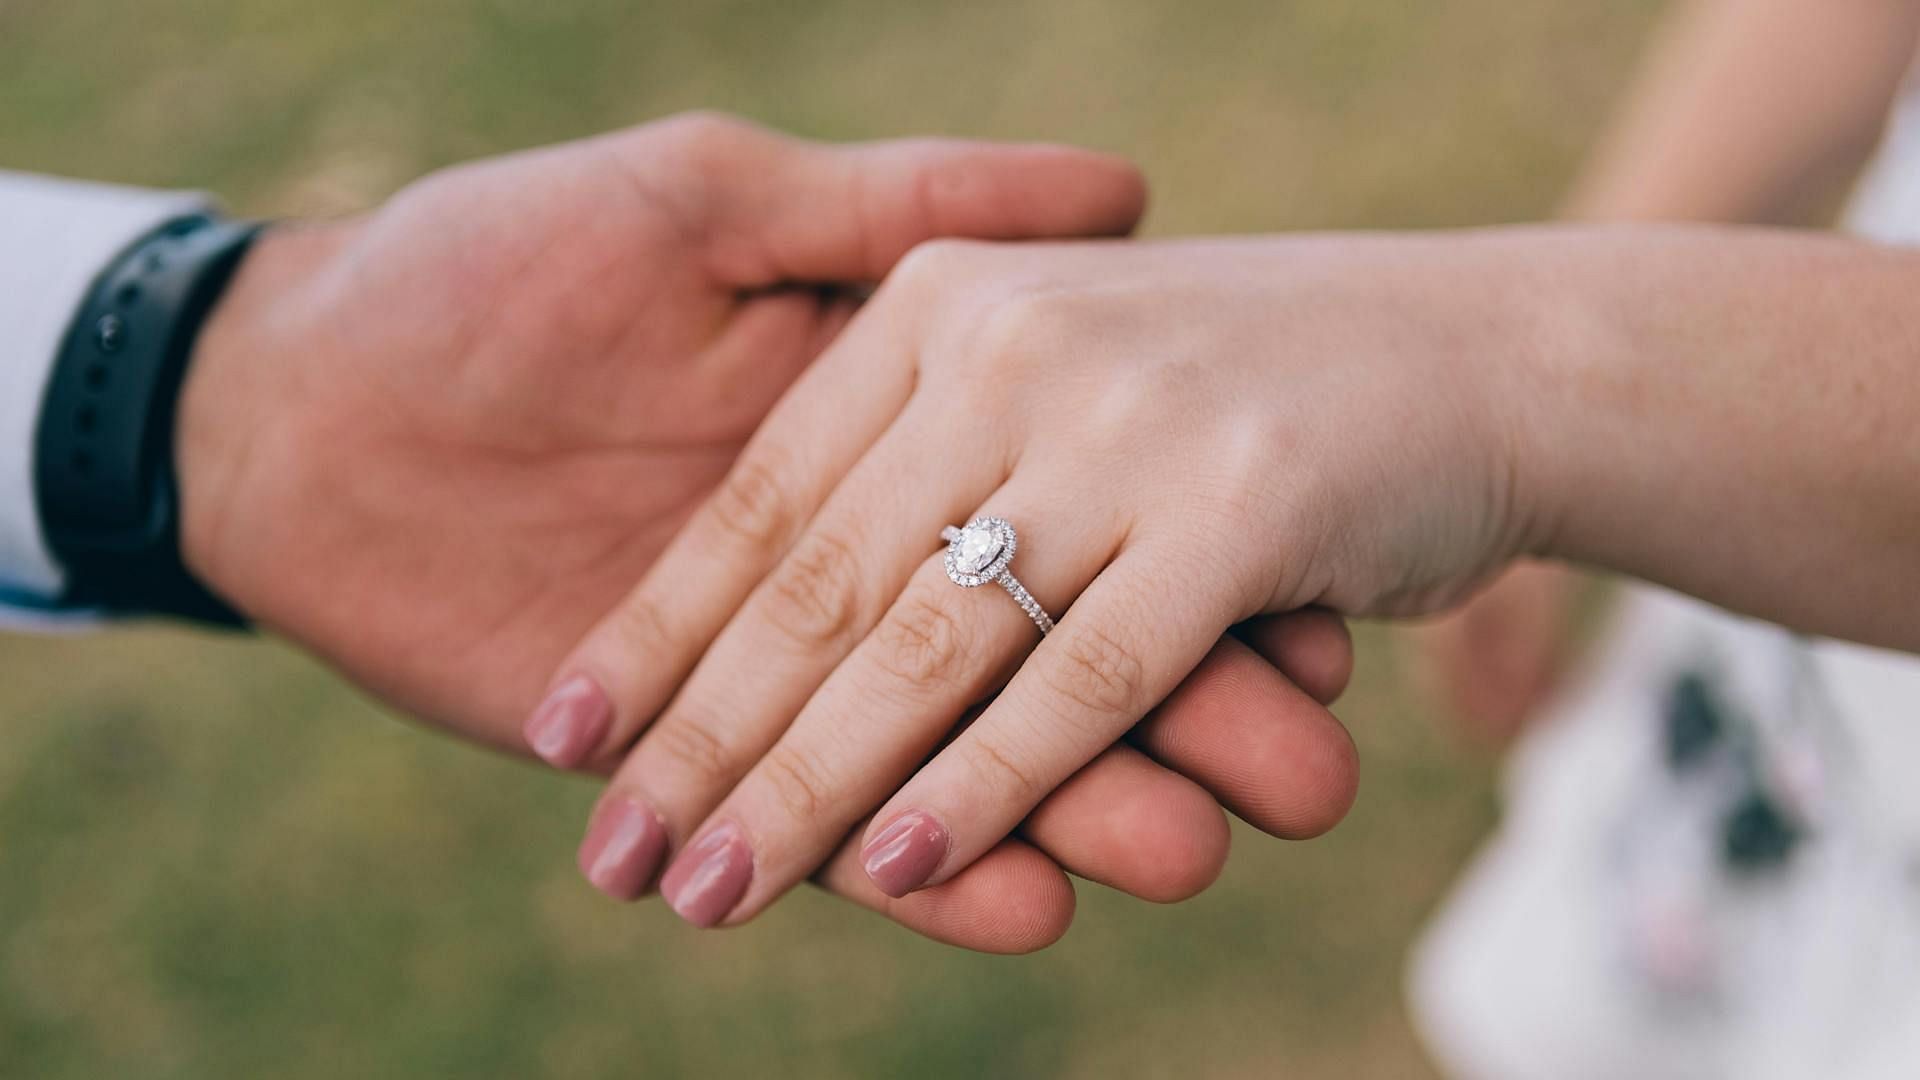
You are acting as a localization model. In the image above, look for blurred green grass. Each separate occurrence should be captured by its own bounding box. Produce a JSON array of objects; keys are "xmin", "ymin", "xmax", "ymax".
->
[{"xmin": 0, "ymin": 2, "xmax": 1663, "ymax": 1076}]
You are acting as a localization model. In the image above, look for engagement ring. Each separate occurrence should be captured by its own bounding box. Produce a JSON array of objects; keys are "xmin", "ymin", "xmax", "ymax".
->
[{"xmin": 940, "ymin": 516, "xmax": 1055, "ymax": 635}]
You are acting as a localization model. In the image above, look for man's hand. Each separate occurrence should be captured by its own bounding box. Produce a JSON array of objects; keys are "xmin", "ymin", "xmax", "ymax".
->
[
  {"xmin": 165, "ymin": 114, "xmax": 1360, "ymax": 950},
  {"xmin": 176, "ymin": 113, "xmax": 1149, "ymax": 744}
]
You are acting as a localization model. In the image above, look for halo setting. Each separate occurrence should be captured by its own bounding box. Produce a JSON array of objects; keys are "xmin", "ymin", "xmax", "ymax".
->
[
  {"xmin": 939, "ymin": 516, "xmax": 1054, "ymax": 635},
  {"xmin": 942, "ymin": 517, "xmax": 1017, "ymax": 587}
]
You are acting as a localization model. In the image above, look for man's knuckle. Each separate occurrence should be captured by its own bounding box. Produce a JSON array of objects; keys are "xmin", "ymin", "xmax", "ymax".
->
[
  {"xmin": 653, "ymin": 110, "xmax": 752, "ymax": 157},
  {"xmin": 1044, "ymin": 625, "xmax": 1147, "ymax": 718},
  {"xmin": 707, "ymin": 454, "xmax": 797, "ymax": 552},
  {"xmin": 763, "ymin": 530, "xmax": 866, "ymax": 648},
  {"xmin": 871, "ymin": 592, "xmax": 971, "ymax": 690}
]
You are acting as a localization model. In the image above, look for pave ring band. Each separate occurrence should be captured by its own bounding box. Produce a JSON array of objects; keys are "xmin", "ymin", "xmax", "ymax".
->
[{"xmin": 941, "ymin": 517, "xmax": 1055, "ymax": 636}]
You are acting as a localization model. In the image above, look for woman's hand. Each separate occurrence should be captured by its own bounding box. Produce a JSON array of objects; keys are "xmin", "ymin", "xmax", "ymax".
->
[
  {"xmin": 1409, "ymin": 561, "xmax": 1585, "ymax": 747},
  {"xmin": 545, "ymin": 232, "xmax": 1540, "ymax": 925},
  {"xmin": 657, "ymin": 609, "xmax": 1360, "ymax": 949}
]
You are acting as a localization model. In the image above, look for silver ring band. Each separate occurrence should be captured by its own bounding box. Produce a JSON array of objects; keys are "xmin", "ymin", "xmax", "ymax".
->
[{"xmin": 941, "ymin": 517, "xmax": 1055, "ymax": 636}]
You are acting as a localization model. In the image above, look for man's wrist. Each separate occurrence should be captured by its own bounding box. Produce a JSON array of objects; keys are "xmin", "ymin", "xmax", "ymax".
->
[
  {"xmin": 174, "ymin": 220, "xmax": 346, "ymax": 618},
  {"xmin": 34, "ymin": 214, "xmax": 268, "ymax": 623}
]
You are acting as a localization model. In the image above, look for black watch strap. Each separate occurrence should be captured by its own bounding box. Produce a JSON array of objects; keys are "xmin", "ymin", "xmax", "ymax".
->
[{"xmin": 33, "ymin": 214, "xmax": 261, "ymax": 627}]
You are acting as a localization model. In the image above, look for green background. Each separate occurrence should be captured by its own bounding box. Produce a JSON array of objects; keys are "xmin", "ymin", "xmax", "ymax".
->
[{"xmin": 0, "ymin": 2, "xmax": 1662, "ymax": 1076}]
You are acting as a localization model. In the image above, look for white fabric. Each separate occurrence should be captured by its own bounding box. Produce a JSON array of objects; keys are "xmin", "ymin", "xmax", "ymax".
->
[
  {"xmin": 1842, "ymin": 87, "xmax": 1920, "ymax": 245},
  {"xmin": 0, "ymin": 171, "xmax": 208, "ymax": 618},
  {"xmin": 1408, "ymin": 591, "xmax": 1920, "ymax": 1080}
]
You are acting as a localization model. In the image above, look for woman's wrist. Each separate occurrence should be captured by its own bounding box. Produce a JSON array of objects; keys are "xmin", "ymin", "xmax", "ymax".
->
[
  {"xmin": 1375, "ymin": 226, "xmax": 1599, "ymax": 576},
  {"xmin": 1497, "ymin": 223, "xmax": 1920, "ymax": 648},
  {"xmin": 1495, "ymin": 225, "xmax": 1753, "ymax": 576},
  {"xmin": 1490, "ymin": 225, "xmax": 1786, "ymax": 567},
  {"xmin": 1488, "ymin": 226, "xmax": 1638, "ymax": 567}
]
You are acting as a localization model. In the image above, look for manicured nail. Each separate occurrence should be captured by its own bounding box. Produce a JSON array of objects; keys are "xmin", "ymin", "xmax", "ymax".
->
[
  {"xmin": 524, "ymin": 674, "xmax": 611, "ymax": 767},
  {"xmin": 577, "ymin": 796, "xmax": 668, "ymax": 900},
  {"xmin": 660, "ymin": 822, "xmax": 753, "ymax": 928},
  {"xmin": 861, "ymin": 810, "xmax": 949, "ymax": 898}
]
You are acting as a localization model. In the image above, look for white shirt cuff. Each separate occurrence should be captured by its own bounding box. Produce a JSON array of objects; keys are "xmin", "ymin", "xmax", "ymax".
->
[{"xmin": 0, "ymin": 170, "xmax": 210, "ymax": 611}]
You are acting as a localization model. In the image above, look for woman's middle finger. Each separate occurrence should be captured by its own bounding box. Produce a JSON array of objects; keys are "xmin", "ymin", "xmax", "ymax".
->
[
  {"xmin": 575, "ymin": 397, "xmax": 1014, "ymax": 896},
  {"xmin": 653, "ymin": 476, "xmax": 1120, "ymax": 926}
]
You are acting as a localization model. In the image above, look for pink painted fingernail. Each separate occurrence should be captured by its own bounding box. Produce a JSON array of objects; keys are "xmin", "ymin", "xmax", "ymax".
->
[
  {"xmin": 660, "ymin": 822, "xmax": 753, "ymax": 928},
  {"xmin": 524, "ymin": 674, "xmax": 611, "ymax": 767},
  {"xmin": 577, "ymin": 796, "xmax": 668, "ymax": 900},
  {"xmin": 861, "ymin": 810, "xmax": 949, "ymax": 898}
]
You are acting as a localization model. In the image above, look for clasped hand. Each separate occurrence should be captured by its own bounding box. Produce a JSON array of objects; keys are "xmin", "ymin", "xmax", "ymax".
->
[{"xmin": 179, "ymin": 114, "xmax": 1443, "ymax": 950}]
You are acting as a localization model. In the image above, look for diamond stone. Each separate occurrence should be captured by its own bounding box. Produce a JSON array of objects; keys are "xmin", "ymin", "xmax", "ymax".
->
[{"xmin": 954, "ymin": 523, "xmax": 1002, "ymax": 574}]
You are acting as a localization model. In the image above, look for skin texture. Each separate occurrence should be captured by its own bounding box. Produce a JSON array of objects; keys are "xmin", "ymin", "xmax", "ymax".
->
[
  {"xmin": 1416, "ymin": 0, "xmax": 1920, "ymax": 740},
  {"xmin": 173, "ymin": 113, "xmax": 1362, "ymax": 952},
  {"xmin": 561, "ymin": 223, "xmax": 1920, "ymax": 929}
]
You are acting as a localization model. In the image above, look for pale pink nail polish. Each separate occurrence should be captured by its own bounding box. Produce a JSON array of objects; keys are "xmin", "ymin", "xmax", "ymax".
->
[
  {"xmin": 861, "ymin": 810, "xmax": 949, "ymax": 898},
  {"xmin": 524, "ymin": 674, "xmax": 612, "ymax": 767},
  {"xmin": 577, "ymin": 796, "xmax": 668, "ymax": 900},
  {"xmin": 660, "ymin": 822, "xmax": 753, "ymax": 928}
]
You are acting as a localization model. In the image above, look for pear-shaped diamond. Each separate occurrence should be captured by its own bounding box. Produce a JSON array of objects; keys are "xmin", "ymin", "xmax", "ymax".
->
[{"xmin": 954, "ymin": 523, "xmax": 1002, "ymax": 574}]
